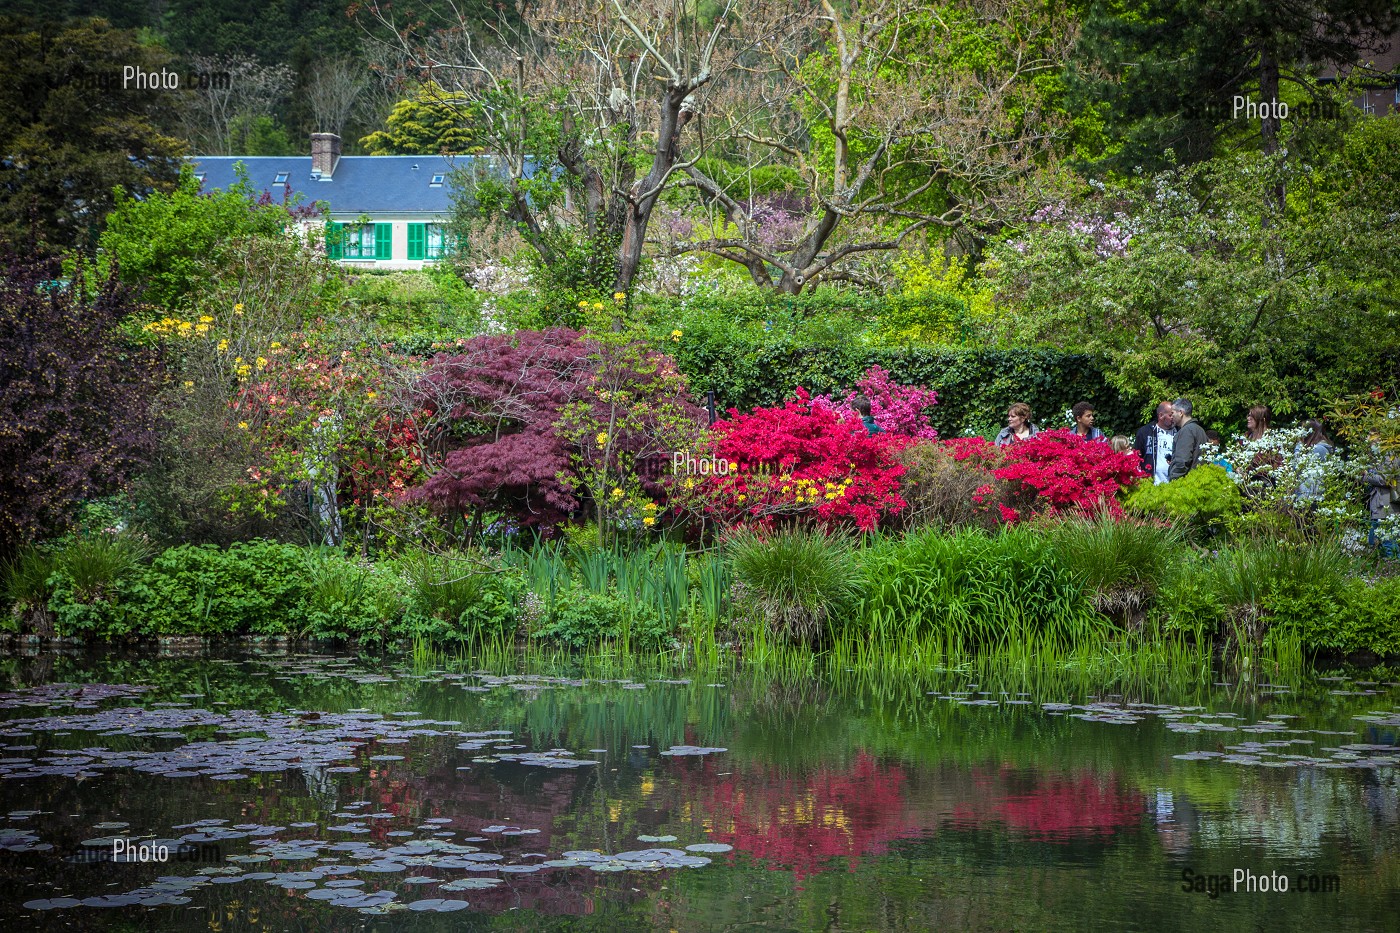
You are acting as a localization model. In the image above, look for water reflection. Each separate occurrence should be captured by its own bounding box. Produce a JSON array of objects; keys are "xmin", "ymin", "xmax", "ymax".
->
[{"xmin": 0, "ymin": 650, "xmax": 1395, "ymax": 931}]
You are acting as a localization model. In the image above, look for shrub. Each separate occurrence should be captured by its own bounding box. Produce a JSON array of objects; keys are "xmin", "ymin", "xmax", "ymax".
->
[
  {"xmin": 1205, "ymin": 540, "xmax": 1352, "ymax": 646},
  {"xmin": 531, "ymin": 590, "xmax": 653, "ymax": 649},
  {"xmin": 694, "ymin": 389, "xmax": 908, "ymax": 531},
  {"xmin": 1, "ymin": 546, "xmax": 56, "ymax": 634},
  {"xmin": 895, "ymin": 441, "xmax": 1001, "ymax": 531},
  {"xmin": 1125, "ymin": 464, "xmax": 1242, "ymax": 531},
  {"xmin": 301, "ymin": 551, "xmax": 407, "ymax": 643},
  {"xmin": 663, "ymin": 304, "xmax": 1139, "ymax": 438},
  {"xmin": 992, "ymin": 430, "xmax": 1146, "ymax": 522},
  {"xmin": 727, "ymin": 527, "xmax": 862, "ymax": 645},
  {"xmin": 399, "ymin": 549, "xmax": 520, "ymax": 644},
  {"xmin": 44, "ymin": 533, "xmax": 155, "ymax": 639},
  {"xmin": 1323, "ymin": 576, "xmax": 1400, "ymax": 656},
  {"xmin": 1, "ymin": 253, "xmax": 160, "ymax": 558},
  {"xmin": 136, "ymin": 540, "xmax": 310, "ymax": 636}
]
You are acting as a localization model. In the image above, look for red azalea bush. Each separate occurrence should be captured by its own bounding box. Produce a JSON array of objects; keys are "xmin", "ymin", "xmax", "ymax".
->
[
  {"xmin": 897, "ymin": 430, "xmax": 1145, "ymax": 528},
  {"xmin": 991, "ymin": 429, "xmax": 1145, "ymax": 522},
  {"xmin": 686, "ymin": 388, "xmax": 908, "ymax": 531}
]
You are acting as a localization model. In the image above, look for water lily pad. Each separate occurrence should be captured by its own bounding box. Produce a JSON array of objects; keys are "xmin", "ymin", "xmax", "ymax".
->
[{"xmin": 408, "ymin": 898, "xmax": 470, "ymax": 912}]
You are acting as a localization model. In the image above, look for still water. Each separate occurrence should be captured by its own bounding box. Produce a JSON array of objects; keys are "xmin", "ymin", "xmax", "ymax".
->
[{"xmin": 0, "ymin": 649, "xmax": 1397, "ymax": 931}]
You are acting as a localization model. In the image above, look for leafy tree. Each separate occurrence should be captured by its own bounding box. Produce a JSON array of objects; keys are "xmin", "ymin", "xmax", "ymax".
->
[
  {"xmin": 0, "ymin": 251, "xmax": 161, "ymax": 558},
  {"xmin": 681, "ymin": 0, "xmax": 1076, "ymax": 292},
  {"xmin": 360, "ymin": 82, "xmax": 482, "ymax": 155},
  {"xmin": 0, "ymin": 16, "xmax": 186, "ymax": 252},
  {"xmin": 409, "ymin": 329, "xmax": 595, "ymax": 539},
  {"xmin": 1073, "ymin": 0, "xmax": 1400, "ymax": 173},
  {"xmin": 365, "ymin": 0, "xmax": 753, "ymax": 295},
  {"xmin": 984, "ymin": 117, "xmax": 1400, "ymax": 424},
  {"xmin": 98, "ymin": 165, "xmax": 318, "ymax": 312}
]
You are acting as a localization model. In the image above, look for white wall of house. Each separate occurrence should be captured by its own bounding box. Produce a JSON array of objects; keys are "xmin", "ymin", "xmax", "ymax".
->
[{"xmin": 308, "ymin": 215, "xmax": 453, "ymax": 272}]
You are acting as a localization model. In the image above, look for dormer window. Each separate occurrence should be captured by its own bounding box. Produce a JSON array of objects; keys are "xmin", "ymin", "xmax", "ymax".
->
[
  {"xmin": 430, "ymin": 174, "xmax": 445, "ymax": 187},
  {"xmin": 193, "ymin": 172, "xmax": 206, "ymax": 184},
  {"xmin": 274, "ymin": 171, "xmax": 289, "ymax": 184}
]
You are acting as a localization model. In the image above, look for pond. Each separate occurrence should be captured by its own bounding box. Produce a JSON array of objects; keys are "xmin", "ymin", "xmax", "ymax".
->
[{"xmin": 0, "ymin": 649, "xmax": 1397, "ymax": 931}]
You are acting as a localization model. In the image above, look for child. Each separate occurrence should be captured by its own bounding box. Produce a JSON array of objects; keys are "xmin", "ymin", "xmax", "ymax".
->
[
  {"xmin": 1110, "ymin": 435, "xmax": 1131, "ymax": 454},
  {"xmin": 1205, "ymin": 430, "xmax": 1233, "ymax": 474}
]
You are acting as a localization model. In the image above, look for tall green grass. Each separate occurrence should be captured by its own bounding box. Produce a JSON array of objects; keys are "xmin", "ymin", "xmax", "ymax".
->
[{"xmin": 852, "ymin": 525, "xmax": 1106, "ymax": 664}]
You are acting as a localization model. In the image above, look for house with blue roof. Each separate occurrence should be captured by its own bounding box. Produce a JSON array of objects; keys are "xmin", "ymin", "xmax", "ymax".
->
[{"xmin": 189, "ymin": 134, "xmax": 497, "ymax": 270}]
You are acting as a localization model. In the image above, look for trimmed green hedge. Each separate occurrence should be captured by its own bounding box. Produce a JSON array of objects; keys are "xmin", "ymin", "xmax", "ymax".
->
[{"xmin": 672, "ymin": 327, "xmax": 1142, "ymax": 438}]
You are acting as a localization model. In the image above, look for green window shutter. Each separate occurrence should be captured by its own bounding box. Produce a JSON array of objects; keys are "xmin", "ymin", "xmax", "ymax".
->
[
  {"xmin": 407, "ymin": 223, "xmax": 426, "ymax": 261},
  {"xmin": 374, "ymin": 222, "xmax": 392, "ymax": 260},
  {"xmin": 325, "ymin": 221, "xmax": 342, "ymax": 260}
]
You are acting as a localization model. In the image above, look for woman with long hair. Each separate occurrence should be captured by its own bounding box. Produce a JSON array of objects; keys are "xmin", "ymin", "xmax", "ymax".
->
[{"xmin": 1245, "ymin": 405, "xmax": 1272, "ymax": 442}]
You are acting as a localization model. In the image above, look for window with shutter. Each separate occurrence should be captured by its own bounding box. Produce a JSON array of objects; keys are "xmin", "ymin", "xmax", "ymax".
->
[
  {"xmin": 325, "ymin": 222, "xmax": 343, "ymax": 260},
  {"xmin": 407, "ymin": 224, "xmax": 426, "ymax": 260},
  {"xmin": 374, "ymin": 223, "xmax": 392, "ymax": 260}
]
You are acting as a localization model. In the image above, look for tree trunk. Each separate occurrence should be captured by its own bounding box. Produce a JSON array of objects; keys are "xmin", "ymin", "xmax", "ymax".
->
[{"xmin": 614, "ymin": 93, "xmax": 692, "ymax": 294}]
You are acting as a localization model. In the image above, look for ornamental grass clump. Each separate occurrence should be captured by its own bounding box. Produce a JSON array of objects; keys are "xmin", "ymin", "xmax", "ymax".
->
[
  {"xmin": 1045, "ymin": 517, "xmax": 1184, "ymax": 632},
  {"xmin": 727, "ymin": 527, "xmax": 862, "ymax": 645}
]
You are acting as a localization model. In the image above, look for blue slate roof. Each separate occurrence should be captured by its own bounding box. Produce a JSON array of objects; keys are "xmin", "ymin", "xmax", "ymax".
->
[{"xmin": 187, "ymin": 154, "xmax": 503, "ymax": 216}]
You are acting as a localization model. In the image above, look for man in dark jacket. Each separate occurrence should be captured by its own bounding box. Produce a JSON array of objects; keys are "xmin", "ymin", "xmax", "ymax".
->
[
  {"xmin": 1133, "ymin": 402, "xmax": 1177, "ymax": 484},
  {"xmin": 1168, "ymin": 398, "xmax": 1209, "ymax": 482}
]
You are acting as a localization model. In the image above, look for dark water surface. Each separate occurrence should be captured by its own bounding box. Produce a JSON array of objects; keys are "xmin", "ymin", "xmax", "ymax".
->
[{"xmin": 0, "ymin": 649, "xmax": 1397, "ymax": 931}]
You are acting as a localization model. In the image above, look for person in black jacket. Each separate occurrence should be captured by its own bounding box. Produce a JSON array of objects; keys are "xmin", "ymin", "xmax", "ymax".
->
[{"xmin": 1133, "ymin": 402, "xmax": 1177, "ymax": 484}]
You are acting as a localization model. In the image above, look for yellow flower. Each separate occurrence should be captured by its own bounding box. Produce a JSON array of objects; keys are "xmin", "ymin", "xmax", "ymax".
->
[
  {"xmin": 729, "ymin": 462, "xmax": 738, "ymax": 471},
  {"xmin": 596, "ymin": 432, "xmax": 608, "ymax": 446},
  {"xmin": 684, "ymin": 478, "xmax": 695, "ymax": 489},
  {"xmin": 234, "ymin": 356, "xmax": 243, "ymax": 363},
  {"xmin": 217, "ymin": 339, "xmax": 229, "ymax": 351},
  {"xmin": 198, "ymin": 315, "xmax": 214, "ymax": 324},
  {"xmin": 611, "ymin": 487, "xmax": 624, "ymax": 499},
  {"xmin": 642, "ymin": 516, "xmax": 655, "ymax": 526},
  {"xmin": 255, "ymin": 357, "xmax": 268, "ymax": 370},
  {"xmin": 643, "ymin": 502, "xmax": 657, "ymax": 511},
  {"xmin": 737, "ymin": 494, "xmax": 746, "ymax": 502},
  {"xmin": 195, "ymin": 323, "xmax": 209, "ymax": 334},
  {"xmin": 183, "ymin": 380, "xmax": 194, "ymax": 390},
  {"xmin": 578, "ymin": 300, "xmax": 588, "ymax": 308},
  {"xmin": 592, "ymin": 301, "xmax": 604, "ymax": 311},
  {"xmin": 237, "ymin": 421, "xmax": 249, "ymax": 430},
  {"xmin": 269, "ymin": 341, "xmax": 281, "ymax": 350},
  {"xmin": 233, "ymin": 303, "xmax": 244, "ymax": 312},
  {"xmin": 613, "ymin": 291, "xmax": 626, "ymax": 302},
  {"xmin": 670, "ymin": 329, "xmax": 683, "ymax": 341}
]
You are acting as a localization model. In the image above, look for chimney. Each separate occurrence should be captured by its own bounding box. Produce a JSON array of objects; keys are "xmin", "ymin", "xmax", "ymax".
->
[{"xmin": 310, "ymin": 133, "xmax": 341, "ymax": 178}]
